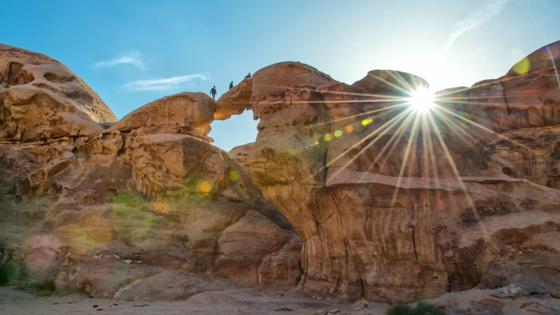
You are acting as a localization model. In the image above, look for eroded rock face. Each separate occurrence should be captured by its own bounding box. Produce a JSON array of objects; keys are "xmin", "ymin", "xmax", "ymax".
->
[
  {"xmin": 0, "ymin": 45, "xmax": 301, "ymax": 299},
  {"xmin": 1, "ymin": 40, "xmax": 559, "ymax": 309},
  {"xmin": 111, "ymin": 92, "xmax": 215, "ymax": 137},
  {"xmin": 445, "ymin": 41, "xmax": 560, "ymax": 132},
  {"xmin": 0, "ymin": 45, "xmax": 116, "ymax": 142},
  {"xmin": 216, "ymin": 43, "xmax": 560, "ymax": 302}
]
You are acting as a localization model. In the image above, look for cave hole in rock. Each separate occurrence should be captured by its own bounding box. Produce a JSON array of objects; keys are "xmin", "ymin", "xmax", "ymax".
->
[{"xmin": 209, "ymin": 109, "xmax": 258, "ymax": 151}]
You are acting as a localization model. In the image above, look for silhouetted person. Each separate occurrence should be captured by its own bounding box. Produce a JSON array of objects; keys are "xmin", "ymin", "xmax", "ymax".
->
[
  {"xmin": 210, "ymin": 85, "xmax": 217, "ymax": 100},
  {"xmin": 245, "ymin": 72, "xmax": 251, "ymax": 79},
  {"xmin": 229, "ymin": 81, "xmax": 234, "ymax": 90}
]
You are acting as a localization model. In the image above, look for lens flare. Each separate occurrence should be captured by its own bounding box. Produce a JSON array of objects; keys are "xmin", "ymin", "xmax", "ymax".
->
[{"xmin": 408, "ymin": 88, "xmax": 436, "ymax": 113}]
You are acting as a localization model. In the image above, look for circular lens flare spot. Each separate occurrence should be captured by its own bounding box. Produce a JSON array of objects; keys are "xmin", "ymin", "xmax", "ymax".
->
[
  {"xmin": 197, "ymin": 180, "xmax": 212, "ymax": 193},
  {"xmin": 409, "ymin": 88, "xmax": 436, "ymax": 113},
  {"xmin": 228, "ymin": 169, "xmax": 240, "ymax": 182},
  {"xmin": 361, "ymin": 118, "xmax": 373, "ymax": 126}
]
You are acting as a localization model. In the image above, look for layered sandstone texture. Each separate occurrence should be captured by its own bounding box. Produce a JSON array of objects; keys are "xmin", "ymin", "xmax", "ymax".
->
[
  {"xmin": 0, "ymin": 39, "xmax": 559, "ymax": 314},
  {"xmin": 0, "ymin": 45, "xmax": 300, "ymax": 300},
  {"xmin": 0, "ymin": 45, "xmax": 116, "ymax": 142},
  {"xmin": 218, "ymin": 42, "xmax": 560, "ymax": 304}
]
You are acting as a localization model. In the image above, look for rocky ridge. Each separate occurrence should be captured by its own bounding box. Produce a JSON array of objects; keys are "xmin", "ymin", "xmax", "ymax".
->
[
  {"xmin": 0, "ymin": 45, "xmax": 301, "ymax": 300},
  {"xmin": 0, "ymin": 41, "xmax": 559, "ymax": 315},
  {"xmin": 217, "ymin": 42, "xmax": 560, "ymax": 309}
]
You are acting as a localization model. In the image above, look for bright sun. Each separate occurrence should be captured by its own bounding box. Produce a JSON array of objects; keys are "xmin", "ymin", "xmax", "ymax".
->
[{"xmin": 408, "ymin": 88, "xmax": 436, "ymax": 113}]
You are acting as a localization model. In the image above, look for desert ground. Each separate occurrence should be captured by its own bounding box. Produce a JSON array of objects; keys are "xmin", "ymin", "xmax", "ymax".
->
[{"xmin": 0, "ymin": 286, "xmax": 387, "ymax": 315}]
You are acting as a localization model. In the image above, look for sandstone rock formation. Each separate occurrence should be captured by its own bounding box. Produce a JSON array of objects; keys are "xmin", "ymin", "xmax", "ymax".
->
[
  {"xmin": 0, "ymin": 45, "xmax": 300, "ymax": 300},
  {"xmin": 111, "ymin": 92, "xmax": 215, "ymax": 137},
  {"xmin": 0, "ymin": 45, "xmax": 116, "ymax": 142},
  {"xmin": 217, "ymin": 43, "xmax": 560, "ymax": 303},
  {"xmin": 0, "ymin": 39, "xmax": 559, "ymax": 315}
]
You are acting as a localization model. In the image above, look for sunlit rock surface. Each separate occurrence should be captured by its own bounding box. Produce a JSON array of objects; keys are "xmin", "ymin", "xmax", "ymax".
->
[
  {"xmin": 1, "ymin": 40, "xmax": 559, "ymax": 314},
  {"xmin": 445, "ymin": 41, "xmax": 560, "ymax": 132},
  {"xmin": 111, "ymin": 92, "xmax": 215, "ymax": 138},
  {"xmin": 217, "ymin": 42, "xmax": 560, "ymax": 304},
  {"xmin": 0, "ymin": 45, "xmax": 301, "ymax": 300},
  {"xmin": 0, "ymin": 45, "xmax": 116, "ymax": 142}
]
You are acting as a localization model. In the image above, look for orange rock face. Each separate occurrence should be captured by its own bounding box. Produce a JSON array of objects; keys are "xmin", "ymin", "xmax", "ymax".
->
[
  {"xmin": 112, "ymin": 92, "xmax": 215, "ymax": 137},
  {"xmin": 1, "ymin": 40, "xmax": 559, "ymax": 307},
  {"xmin": 218, "ymin": 43, "xmax": 560, "ymax": 301},
  {"xmin": 0, "ymin": 45, "xmax": 116, "ymax": 142},
  {"xmin": 0, "ymin": 45, "xmax": 300, "ymax": 299}
]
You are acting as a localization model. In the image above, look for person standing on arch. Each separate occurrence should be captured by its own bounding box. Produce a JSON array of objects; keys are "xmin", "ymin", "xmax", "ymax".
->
[
  {"xmin": 229, "ymin": 81, "xmax": 234, "ymax": 90},
  {"xmin": 210, "ymin": 85, "xmax": 217, "ymax": 100}
]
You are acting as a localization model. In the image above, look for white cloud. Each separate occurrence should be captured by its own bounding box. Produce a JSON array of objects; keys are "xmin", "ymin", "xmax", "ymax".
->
[
  {"xmin": 440, "ymin": 0, "xmax": 510, "ymax": 55},
  {"xmin": 123, "ymin": 74, "xmax": 208, "ymax": 91},
  {"xmin": 95, "ymin": 52, "xmax": 145, "ymax": 70}
]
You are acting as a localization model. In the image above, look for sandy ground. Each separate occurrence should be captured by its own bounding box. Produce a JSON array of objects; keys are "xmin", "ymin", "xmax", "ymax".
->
[{"xmin": 0, "ymin": 287, "xmax": 389, "ymax": 315}]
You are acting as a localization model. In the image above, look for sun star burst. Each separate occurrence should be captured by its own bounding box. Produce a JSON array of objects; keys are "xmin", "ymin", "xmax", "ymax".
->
[{"xmin": 408, "ymin": 88, "xmax": 436, "ymax": 113}]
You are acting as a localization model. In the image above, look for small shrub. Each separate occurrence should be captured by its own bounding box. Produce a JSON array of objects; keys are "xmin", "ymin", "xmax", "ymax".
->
[
  {"xmin": 0, "ymin": 263, "xmax": 30, "ymax": 287},
  {"xmin": 460, "ymin": 208, "xmax": 479, "ymax": 227},
  {"xmin": 159, "ymin": 174, "xmax": 214, "ymax": 211},
  {"xmin": 0, "ymin": 264, "xmax": 14, "ymax": 285},
  {"xmin": 110, "ymin": 191, "xmax": 159, "ymax": 244},
  {"xmin": 387, "ymin": 302, "xmax": 446, "ymax": 315},
  {"xmin": 303, "ymin": 142, "xmax": 326, "ymax": 162},
  {"xmin": 0, "ymin": 244, "xmax": 27, "ymax": 286},
  {"xmin": 30, "ymin": 279, "xmax": 56, "ymax": 296}
]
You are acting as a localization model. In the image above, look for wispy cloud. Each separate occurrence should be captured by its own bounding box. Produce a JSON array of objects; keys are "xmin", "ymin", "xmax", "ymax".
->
[
  {"xmin": 440, "ymin": 0, "xmax": 510, "ymax": 55},
  {"xmin": 123, "ymin": 74, "xmax": 208, "ymax": 91},
  {"xmin": 95, "ymin": 52, "xmax": 145, "ymax": 70}
]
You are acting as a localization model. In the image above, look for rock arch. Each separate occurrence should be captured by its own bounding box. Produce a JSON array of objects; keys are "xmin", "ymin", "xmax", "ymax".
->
[{"xmin": 215, "ymin": 44, "xmax": 560, "ymax": 301}]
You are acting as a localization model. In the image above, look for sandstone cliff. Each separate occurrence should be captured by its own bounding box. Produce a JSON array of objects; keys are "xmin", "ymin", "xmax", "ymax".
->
[
  {"xmin": 0, "ymin": 41, "xmax": 559, "ymax": 315},
  {"xmin": 0, "ymin": 45, "xmax": 301, "ymax": 300},
  {"xmin": 218, "ymin": 43, "xmax": 560, "ymax": 304}
]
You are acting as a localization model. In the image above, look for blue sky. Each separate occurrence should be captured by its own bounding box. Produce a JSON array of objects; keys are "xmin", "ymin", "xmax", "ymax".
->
[{"xmin": 1, "ymin": 0, "xmax": 559, "ymax": 150}]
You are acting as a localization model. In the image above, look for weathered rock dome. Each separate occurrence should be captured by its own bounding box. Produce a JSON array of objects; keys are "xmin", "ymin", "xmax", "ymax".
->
[{"xmin": 0, "ymin": 45, "xmax": 116, "ymax": 142}]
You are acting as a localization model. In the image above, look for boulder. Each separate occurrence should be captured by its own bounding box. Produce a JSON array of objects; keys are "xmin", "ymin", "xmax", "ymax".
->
[
  {"xmin": 0, "ymin": 45, "xmax": 116, "ymax": 142},
  {"xmin": 111, "ymin": 92, "xmax": 215, "ymax": 138}
]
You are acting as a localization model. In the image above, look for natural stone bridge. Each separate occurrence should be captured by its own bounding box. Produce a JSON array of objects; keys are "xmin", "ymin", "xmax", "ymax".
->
[{"xmin": 0, "ymin": 42, "xmax": 559, "ymax": 305}]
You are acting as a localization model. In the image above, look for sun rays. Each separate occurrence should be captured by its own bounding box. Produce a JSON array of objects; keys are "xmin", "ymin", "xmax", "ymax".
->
[
  {"xmin": 252, "ymin": 58, "xmax": 559, "ymax": 234},
  {"xmin": 251, "ymin": 68, "xmax": 558, "ymax": 251},
  {"xmin": 408, "ymin": 88, "xmax": 437, "ymax": 113}
]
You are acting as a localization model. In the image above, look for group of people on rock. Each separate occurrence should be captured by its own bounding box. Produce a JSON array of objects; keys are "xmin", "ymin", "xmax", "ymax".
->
[{"xmin": 209, "ymin": 72, "xmax": 251, "ymax": 100}]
